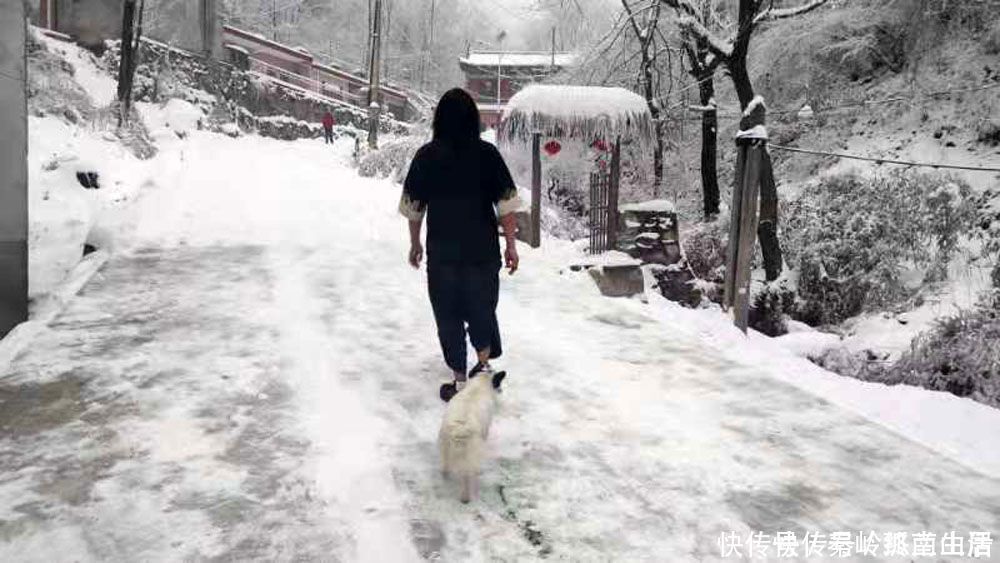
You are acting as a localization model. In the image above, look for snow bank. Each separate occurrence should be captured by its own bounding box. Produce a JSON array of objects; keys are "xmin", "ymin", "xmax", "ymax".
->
[
  {"xmin": 139, "ymin": 99, "xmax": 206, "ymax": 142},
  {"xmin": 28, "ymin": 116, "xmax": 153, "ymax": 298},
  {"xmin": 773, "ymin": 330, "xmax": 843, "ymax": 359},
  {"xmin": 645, "ymin": 293, "xmax": 1000, "ymax": 477},
  {"xmin": 34, "ymin": 28, "xmax": 115, "ymax": 107}
]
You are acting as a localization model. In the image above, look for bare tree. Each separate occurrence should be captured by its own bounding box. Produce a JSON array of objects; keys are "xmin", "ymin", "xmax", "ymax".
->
[
  {"xmin": 574, "ymin": 1, "xmax": 674, "ymax": 196},
  {"xmin": 620, "ymin": 0, "xmax": 667, "ymax": 195},
  {"xmin": 660, "ymin": 0, "xmax": 828, "ymax": 280},
  {"xmin": 678, "ymin": 0, "xmax": 722, "ymax": 220}
]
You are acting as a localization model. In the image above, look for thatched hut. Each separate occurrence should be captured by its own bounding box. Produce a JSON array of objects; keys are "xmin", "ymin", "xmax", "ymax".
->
[{"xmin": 497, "ymin": 85, "xmax": 654, "ymax": 251}]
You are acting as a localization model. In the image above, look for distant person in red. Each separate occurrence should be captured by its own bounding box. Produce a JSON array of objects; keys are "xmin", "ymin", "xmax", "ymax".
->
[{"xmin": 321, "ymin": 110, "xmax": 335, "ymax": 144}]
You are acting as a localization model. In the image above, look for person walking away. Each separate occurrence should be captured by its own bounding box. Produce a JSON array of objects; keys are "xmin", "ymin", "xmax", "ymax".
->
[
  {"xmin": 399, "ymin": 88, "xmax": 521, "ymax": 402},
  {"xmin": 322, "ymin": 110, "xmax": 335, "ymax": 144}
]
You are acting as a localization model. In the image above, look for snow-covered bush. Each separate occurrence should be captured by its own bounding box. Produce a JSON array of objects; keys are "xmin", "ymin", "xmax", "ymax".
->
[
  {"xmin": 972, "ymin": 185, "xmax": 1000, "ymax": 285},
  {"xmin": 987, "ymin": 19, "xmax": 1000, "ymax": 55},
  {"xmin": 878, "ymin": 295, "xmax": 1000, "ymax": 408},
  {"xmin": 782, "ymin": 170, "xmax": 976, "ymax": 326},
  {"xmin": 358, "ymin": 135, "xmax": 427, "ymax": 183},
  {"xmin": 816, "ymin": 9, "xmax": 907, "ymax": 80},
  {"xmin": 681, "ymin": 218, "xmax": 728, "ymax": 283},
  {"xmin": 977, "ymin": 119, "xmax": 1000, "ymax": 147},
  {"xmin": 748, "ymin": 278, "xmax": 797, "ymax": 337},
  {"xmin": 26, "ymin": 31, "xmax": 96, "ymax": 124}
]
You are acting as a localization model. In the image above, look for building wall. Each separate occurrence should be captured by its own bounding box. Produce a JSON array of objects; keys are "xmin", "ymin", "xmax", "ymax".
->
[
  {"xmin": 54, "ymin": 0, "xmax": 120, "ymax": 50},
  {"xmin": 0, "ymin": 0, "xmax": 28, "ymax": 336},
  {"xmin": 50, "ymin": 0, "xmax": 220, "ymax": 56},
  {"xmin": 144, "ymin": 0, "xmax": 221, "ymax": 57}
]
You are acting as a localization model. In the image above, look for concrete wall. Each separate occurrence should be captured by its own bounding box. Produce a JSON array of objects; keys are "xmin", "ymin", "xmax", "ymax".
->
[
  {"xmin": 54, "ymin": 0, "xmax": 121, "ymax": 50},
  {"xmin": 145, "ymin": 0, "xmax": 220, "ymax": 57},
  {"xmin": 53, "ymin": 0, "xmax": 220, "ymax": 57},
  {"xmin": 0, "ymin": 0, "xmax": 29, "ymax": 337}
]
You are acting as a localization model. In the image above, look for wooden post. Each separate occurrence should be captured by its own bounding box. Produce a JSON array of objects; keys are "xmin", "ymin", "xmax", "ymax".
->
[
  {"xmin": 0, "ymin": 0, "xmax": 28, "ymax": 337},
  {"xmin": 367, "ymin": 0, "xmax": 382, "ymax": 149},
  {"xmin": 724, "ymin": 138, "xmax": 763, "ymax": 333},
  {"xmin": 530, "ymin": 132, "xmax": 541, "ymax": 248},
  {"xmin": 608, "ymin": 138, "xmax": 621, "ymax": 251}
]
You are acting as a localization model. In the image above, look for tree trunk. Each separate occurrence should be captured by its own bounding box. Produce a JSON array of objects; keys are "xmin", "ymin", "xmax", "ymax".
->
[
  {"xmin": 727, "ymin": 0, "xmax": 782, "ymax": 281},
  {"xmin": 728, "ymin": 55, "xmax": 755, "ymax": 110},
  {"xmin": 698, "ymin": 74, "xmax": 719, "ymax": 219},
  {"xmin": 639, "ymin": 56, "xmax": 663, "ymax": 196},
  {"xmin": 116, "ymin": 0, "xmax": 138, "ymax": 126}
]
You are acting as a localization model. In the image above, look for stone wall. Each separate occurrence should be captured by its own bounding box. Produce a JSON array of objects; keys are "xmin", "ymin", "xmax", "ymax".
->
[
  {"xmin": 616, "ymin": 200, "xmax": 681, "ymax": 266},
  {"xmin": 102, "ymin": 38, "xmax": 409, "ymax": 139},
  {"xmin": 616, "ymin": 200, "xmax": 705, "ymax": 307}
]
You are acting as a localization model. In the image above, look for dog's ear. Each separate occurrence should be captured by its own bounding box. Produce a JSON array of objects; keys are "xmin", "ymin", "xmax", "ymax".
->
[{"xmin": 492, "ymin": 371, "xmax": 506, "ymax": 391}]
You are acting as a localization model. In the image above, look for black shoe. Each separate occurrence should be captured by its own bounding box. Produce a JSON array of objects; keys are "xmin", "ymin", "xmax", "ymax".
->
[
  {"xmin": 440, "ymin": 379, "xmax": 468, "ymax": 402},
  {"xmin": 439, "ymin": 382, "xmax": 458, "ymax": 402}
]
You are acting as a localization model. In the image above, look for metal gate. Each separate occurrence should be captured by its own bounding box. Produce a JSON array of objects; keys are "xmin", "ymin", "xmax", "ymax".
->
[{"xmin": 589, "ymin": 171, "xmax": 614, "ymax": 254}]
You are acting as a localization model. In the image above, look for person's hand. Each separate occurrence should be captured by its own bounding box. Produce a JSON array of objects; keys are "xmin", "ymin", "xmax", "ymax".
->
[
  {"xmin": 505, "ymin": 244, "xmax": 519, "ymax": 274},
  {"xmin": 409, "ymin": 243, "xmax": 424, "ymax": 269}
]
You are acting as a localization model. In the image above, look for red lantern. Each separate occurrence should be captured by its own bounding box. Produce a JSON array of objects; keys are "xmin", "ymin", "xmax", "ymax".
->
[
  {"xmin": 591, "ymin": 139, "xmax": 609, "ymax": 153},
  {"xmin": 543, "ymin": 140, "xmax": 562, "ymax": 157}
]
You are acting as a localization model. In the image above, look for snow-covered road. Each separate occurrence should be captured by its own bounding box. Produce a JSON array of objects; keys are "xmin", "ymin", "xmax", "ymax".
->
[{"xmin": 2, "ymin": 131, "xmax": 998, "ymax": 562}]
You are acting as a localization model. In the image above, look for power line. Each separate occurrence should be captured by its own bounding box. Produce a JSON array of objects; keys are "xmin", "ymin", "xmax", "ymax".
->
[{"xmin": 768, "ymin": 144, "xmax": 1000, "ymax": 173}]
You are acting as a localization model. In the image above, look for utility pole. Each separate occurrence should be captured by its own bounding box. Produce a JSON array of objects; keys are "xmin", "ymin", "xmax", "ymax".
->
[
  {"xmin": 0, "ymin": 0, "xmax": 28, "ymax": 337},
  {"xmin": 271, "ymin": 0, "xmax": 278, "ymax": 41},
  {"xmin": 550, "ymin": 27, "xmax": 556, "ymax": 68},
  {"xmin": 367, "ymin": 0, "xmax": 383, "ymax": 149},
  {"xmin": 495, "ymin": 30, "xmax": 505, "ymax": 105},
  {"xmin": 421, "ymin": 0, "xmax": 436, "ymax": 90}
]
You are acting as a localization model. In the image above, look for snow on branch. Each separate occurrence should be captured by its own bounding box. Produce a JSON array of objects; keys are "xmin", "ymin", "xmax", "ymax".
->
[
  {"xmin": 754, "ymin": 0, "xmax": 828, "ymax": 24},
  {"xmin": 658, "ymin": 0, "xmax": 699, "ymax": 19},
  {"xmin": 742, "ymin": 94, "xmax": 765, "ymax": 116},
  {"xmin": 676, "ymin": 15, "xmax": 733, "ymax": 59}
]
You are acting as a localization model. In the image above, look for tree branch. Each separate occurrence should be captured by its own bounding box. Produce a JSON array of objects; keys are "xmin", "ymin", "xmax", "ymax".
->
[{"xmin": 754, "ymin": 0, "xmax": 828, "ymax": 24}]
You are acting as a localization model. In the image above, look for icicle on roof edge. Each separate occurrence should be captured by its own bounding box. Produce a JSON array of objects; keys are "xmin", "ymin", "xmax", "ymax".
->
[{"xmin": 498, "ymin": 85, "xmax": 655, "ymax": 149}]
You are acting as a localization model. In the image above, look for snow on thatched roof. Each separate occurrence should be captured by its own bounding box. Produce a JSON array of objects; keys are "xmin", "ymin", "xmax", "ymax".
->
[{"xmin": 499, "ymin": 85, "xmax": 654, "ymax": 147}]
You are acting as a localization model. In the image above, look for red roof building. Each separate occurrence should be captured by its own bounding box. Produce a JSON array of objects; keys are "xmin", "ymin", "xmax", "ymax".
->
[
  {"xmin": 458, "ymin": 50, "xmax": 576, "ymax": 129},
  {"xmin": 223, "ymin": 25, "xmax": 411, "ymax": 121}
]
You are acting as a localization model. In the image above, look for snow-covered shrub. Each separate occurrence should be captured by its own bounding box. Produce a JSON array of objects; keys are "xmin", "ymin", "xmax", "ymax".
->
[
  {"xmin": 879, "ymin": 296, "xmax": 1000, "ymax": 408},
  {"xmin": 973, "ymin": 185, "xmax": 1000, "ymax": 285},
  {"xmin": 977, "ymin": 119, "xmax": 1000, "ymax": 147},
  {"xmin": 358, "ymin": 136, "xmax": 427, "ymax": 183},
  {"xmin": 987, "ymin": 19, "xmax": 1000, "ymax": 55},
  {"xmin": 782, "ymin": 170, "xmax": 976, "ymax": 326},
  {"xmin": 26, "ymin": 31, "xmax": 96, "ymax": 124},
  {"xmin": 816, "ymin": 9, "xmax": 907, "ymax": 80},
  {"xmin": 748, "ymin": 279, "xmax": 797, "ymax": 337},
  {"xmin": 681, "ymin": 218, "xmax": 728, "ymax": 283}
]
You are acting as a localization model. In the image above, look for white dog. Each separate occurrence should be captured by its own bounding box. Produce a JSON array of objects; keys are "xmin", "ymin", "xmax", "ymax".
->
[{"xmin": 439, "ymin": 370, "xmax": 507, "ymax": 503}]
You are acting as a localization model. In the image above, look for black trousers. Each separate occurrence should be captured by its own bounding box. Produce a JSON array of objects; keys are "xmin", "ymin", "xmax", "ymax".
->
[
  {"xmin": 323, "ymin": 127, "xmax": 334, "ymax": 144},
  {"xmin": 427, "ymin": 262, "xmax": 502, "ymax": 376}
]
